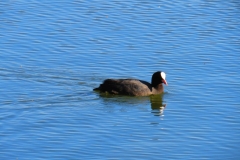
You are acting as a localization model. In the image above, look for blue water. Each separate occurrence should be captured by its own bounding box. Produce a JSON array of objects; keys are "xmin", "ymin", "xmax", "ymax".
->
[{"xmin": 0, "ymin": 0, "xmax": 240, "ymax": 159}]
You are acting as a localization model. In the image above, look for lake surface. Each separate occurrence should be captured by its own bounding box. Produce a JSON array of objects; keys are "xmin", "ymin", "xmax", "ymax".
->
[{"xmin": 0, "ymin": 0, "xmax": 240, "ymax": 159}]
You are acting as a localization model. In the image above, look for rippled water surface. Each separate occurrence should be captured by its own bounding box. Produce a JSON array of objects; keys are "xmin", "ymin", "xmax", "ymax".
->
[{"xmin": 0, "ymin": 0, "xmax": 240, "ymax": 159}]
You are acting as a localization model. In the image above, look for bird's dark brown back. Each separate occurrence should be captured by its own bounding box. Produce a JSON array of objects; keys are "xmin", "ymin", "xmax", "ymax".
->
[{"xmin": 94, "ymin": 79, "xmax": 152, "ymax": 96}]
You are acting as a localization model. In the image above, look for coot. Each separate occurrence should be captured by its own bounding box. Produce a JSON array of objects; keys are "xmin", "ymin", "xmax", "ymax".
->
[{"xmin": 94, "ymin": 71, "xmax": 167, "ymax": 96}]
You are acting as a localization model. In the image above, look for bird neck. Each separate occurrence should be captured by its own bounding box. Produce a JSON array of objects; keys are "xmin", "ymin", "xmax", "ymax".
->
[
  {"xmin": 152, "ymin": 81, "xmax": 162, "ymax": 88},
  {"xmin": 152, "ymin": 84, "xmax": 163, "ymax": 93},
  {"xmin": 151, "ymin": 80, "xmax": 160, "ymax": 87}
]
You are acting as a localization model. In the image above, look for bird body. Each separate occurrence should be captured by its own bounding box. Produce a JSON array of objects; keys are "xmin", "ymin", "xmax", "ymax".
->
[{"xmin": 94, "ymin": 71, "xmax": 167, "ymax": 96}]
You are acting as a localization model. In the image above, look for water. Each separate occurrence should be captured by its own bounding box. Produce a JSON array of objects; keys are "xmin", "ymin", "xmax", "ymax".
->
[{"xmin": 0, "ymin": 0, "xmax": 240, "ymax": 159}]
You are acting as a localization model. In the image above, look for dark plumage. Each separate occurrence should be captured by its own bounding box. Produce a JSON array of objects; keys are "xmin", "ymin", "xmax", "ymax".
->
[{"xmin": 94, "ymin": 71, "xmax": 167, "ymax": 96}]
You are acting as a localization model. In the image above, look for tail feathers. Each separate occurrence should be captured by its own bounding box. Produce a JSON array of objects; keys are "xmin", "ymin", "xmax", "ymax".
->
[
  {"xmin": 93, "ymin": 79, "xmax": 120, "ymax": 93},
  {"xmin": 93, "ymin": 84, "xmax": 103, "ymax": 91},
  {"xmin": 93, "ymin": 87, "xmax": 100, "ymax": 91}
]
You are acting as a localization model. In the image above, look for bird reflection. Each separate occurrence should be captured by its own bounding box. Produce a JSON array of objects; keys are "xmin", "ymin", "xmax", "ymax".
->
[
  {"xmin": 96, "ymin": 92, "xmax": 166, "ymax": 116},
  {"xmin": 150, "ymin": 94, "xmax": 166, "ymax": 116}
]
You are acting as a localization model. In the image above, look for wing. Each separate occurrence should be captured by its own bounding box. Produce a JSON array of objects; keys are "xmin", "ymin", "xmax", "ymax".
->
[{"xmin": 94, "ymin": 79, "xmax": 151, "ymax": 96}]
